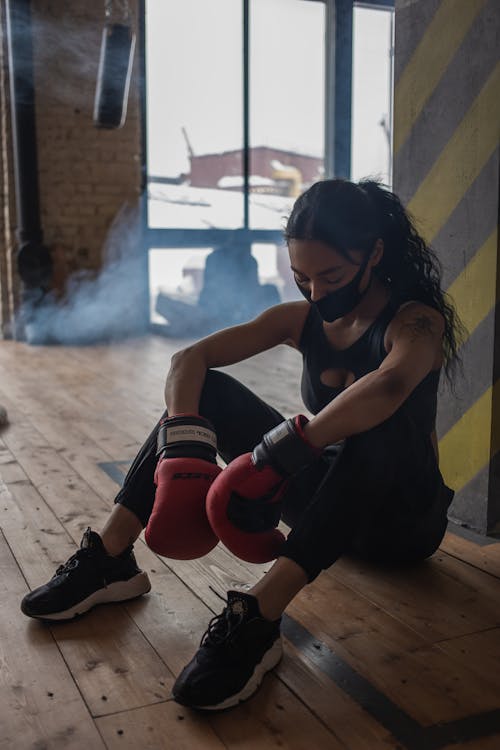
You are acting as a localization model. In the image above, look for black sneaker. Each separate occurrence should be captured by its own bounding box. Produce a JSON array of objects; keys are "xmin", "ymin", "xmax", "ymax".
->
[
  {"xmin": 20, "ymin": 527, "xmax": 151, "ymax": 621},
  {"xmin": 172, "ymin": 590, "xmax": 282, "ymax": 710}
]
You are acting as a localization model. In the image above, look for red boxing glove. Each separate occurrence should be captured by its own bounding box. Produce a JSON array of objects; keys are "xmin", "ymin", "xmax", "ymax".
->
[
  {"xmin": 145, "ymin": 414, "xmax": 220, "ymax": 559},
  {"xmin": 206, "ymin": 415, "xmax": 320, "ymax": 563}
]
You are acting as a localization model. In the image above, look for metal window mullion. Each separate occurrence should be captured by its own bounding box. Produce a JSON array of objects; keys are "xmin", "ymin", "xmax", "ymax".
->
[
  {"xmin": 146, "ymin": 227, "xmax": 283, "ymax": 248},
  {"xmin": 324, "ymin": 0, "xmax": 336, "ymax": 178},
  {"xmin": 243, "ymin": 0, "xmax": 250, "ymax": 230},
  {"xmin": 325, "ymin": 0, "xmax": 354, "ymax": 180},
  {"xmin": 138, "ymin": 0, "xmax": 150, "ymax": 329},
  {"xmin": 355, "ymin": 1, "xmax": 394, "ymax": 9}
]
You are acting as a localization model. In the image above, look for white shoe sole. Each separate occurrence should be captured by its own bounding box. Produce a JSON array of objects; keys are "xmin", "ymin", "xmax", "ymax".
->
[
  {"xmin": 188, "ymin": 637, "xmax": 283, "ymax": 711},
  {"xmin": 32, "ymin": 572, "xmax": 152, "ymax": 621}
]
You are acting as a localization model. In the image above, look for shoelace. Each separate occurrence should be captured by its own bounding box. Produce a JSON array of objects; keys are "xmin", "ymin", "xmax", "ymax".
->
[
  {"xmin": 54, "ymin": 527, "xmax": 98, "ymax": 578},
  {"xmin": 54, "ymin": 547, "xmax": 92, "ymax": 578},
  {"xmin": 200, "ymin": 587, "xmax": 245, "ymax": 648},
  {"xmin": 200, "ymin": 607, "xmax": 245, "ymax": 648}
]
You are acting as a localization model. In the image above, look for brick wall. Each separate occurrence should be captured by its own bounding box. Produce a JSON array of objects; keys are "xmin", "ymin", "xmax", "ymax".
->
[
  {"xmin": 0, "ymin": 0, "xmax": 142, "ymax": 335},
  {"xmin": 33, "ymin": 0, "xmax": 142, "ymax": 273}
]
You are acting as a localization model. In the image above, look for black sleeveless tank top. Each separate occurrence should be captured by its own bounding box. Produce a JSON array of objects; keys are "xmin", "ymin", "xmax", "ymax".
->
[{"xmin": 298, "ymin": 300, "xmax": 440, "ymax": 435}]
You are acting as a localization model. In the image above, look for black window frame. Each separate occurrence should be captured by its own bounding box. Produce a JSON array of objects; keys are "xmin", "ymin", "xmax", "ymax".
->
[{"xmin": 138, "ymin": 0, "xmax": 394, "ymax": 324}]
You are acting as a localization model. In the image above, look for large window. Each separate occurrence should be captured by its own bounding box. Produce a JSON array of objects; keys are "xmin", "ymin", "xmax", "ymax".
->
[
  {"xmin": 249, "ymin": 0, "xmax": 325, "ymax": 229},
  {"xmin": 351, "ymin": 3, "xmax": 394, "ymax": 184},
  {"xmin": 146, "ymin": 0, "xmax": 244, "ymax": 230},
  {"xmin": 143, "ymin": 0, "xmax": 394, "ymax": 333}
]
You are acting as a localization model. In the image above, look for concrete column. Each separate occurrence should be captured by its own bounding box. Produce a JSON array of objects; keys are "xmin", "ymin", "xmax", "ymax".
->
[{"xmin": 393, "ymin": 0, "xmax": 500, "ymax": 534}]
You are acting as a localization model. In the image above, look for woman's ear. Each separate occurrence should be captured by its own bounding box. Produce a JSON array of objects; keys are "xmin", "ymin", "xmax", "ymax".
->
[{"xmin": 370, "ymin": 238, "xmax": 384, "ymax": 267}]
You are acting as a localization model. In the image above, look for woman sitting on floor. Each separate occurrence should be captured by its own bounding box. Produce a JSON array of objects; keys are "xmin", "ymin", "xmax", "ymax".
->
[{"xmin": 21, "ymin": 178, "xmax": 462, "ymax": 712}]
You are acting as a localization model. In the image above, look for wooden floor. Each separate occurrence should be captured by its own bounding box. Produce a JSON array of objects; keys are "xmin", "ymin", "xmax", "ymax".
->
[{"xmin": 1, "ymin": 335, "xmax": 500, "ymax": 750}]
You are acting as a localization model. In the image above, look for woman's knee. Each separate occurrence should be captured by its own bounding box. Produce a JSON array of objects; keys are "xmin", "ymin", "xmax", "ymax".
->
[
  {"xmin": 199, "ymin": 369, "xmax": 230, "ymax": 405},
  {"xmin": 198, "ymin": 370, "xmax": 235, "ymax": 426},
  {"xmin": 340, "ymin": 413, "xmax": 427, "ymax": 488}
]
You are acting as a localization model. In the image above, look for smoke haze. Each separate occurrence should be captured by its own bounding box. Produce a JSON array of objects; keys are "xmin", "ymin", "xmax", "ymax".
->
[{"xmin": 22, "ymin": 203, "xmax": 147, "ymax": 345}]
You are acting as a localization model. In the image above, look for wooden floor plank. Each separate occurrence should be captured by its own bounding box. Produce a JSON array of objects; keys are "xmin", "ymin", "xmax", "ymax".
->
[
  {"xmin": 127, "ymin": 545, "xmax": 398, "ymax": 749},
  {"xmin": 0, "ymin": 458, "xmax": 29, "ymax": 484},
  {"xmin": 123, "ymin": 565, "xmax": 218, "ymax": 676},
  {"xmin": 167, "ymin": 541, "xmax": 500, "ymax": 727},
  {"xmin": 0, "ymin": 419, "xmax": 78, "ymax": 489},
  {"xmin": 0, "ymin": 395, "xmax": 125, "ymax": 538},
  {"xmin": 0, "ymin": 474, "xmax": 175, "ymax": 719},
  {"xmin": 330, "ymin": 548, "xmax": 500, "ymax": 643},
  {"xmin": 208, "ymin": 673, "xmax": 347, "ymax": 750},
  {"xmin": 441, "ymin": 530, "xmax": 500, "ymax": 580},
  {"xmin": 0, "ymin": 475, "xmax": 79, "ymax": 584},
  {"xmin": 0, "ymin": 530, "xmax": 105, "ymax": 750},
  {"xmin": 1, "ymin": 423, "xmax": 347, "ymax": 745},
  {"xmin": 75, "ymin": 417, "xmax": 141, "ymax": 464},
  {"xmin": 3, "ymin": 335, "xmax": 500, "ymax": 749},
  {"xmin": 67, "ymin": 338, "xmax": 176, "ymax": 398},
  {"xmin": 276, "ymin": 642, "xmax": 399, "ymax": 750},
  {"xmin": 142, "ymin": 531, "xmax": 500, "ymax": 729},
  {"xmin": 111, "ymin": 548, "xmax": 351, "ymax": 749},
  {"xmin": 95, "ymin": 701, "xmax": 226, "ymax": 750},
  {"xmin": 442, "ymin": 736, "xmax": 500, "ymax": 750},
  {"xmin": 26, "ymin": 414, "xmax": 127, "ymax": 501},
  {"xmin": 288, "ymin": 571, "xmax": 500, "ymax": 726},
  {"xmin": 52, "ymin": 607, "xmax": 174, "ymax": 718},
  {"xmin": 128, "ymin": 538, "xmax": 403, "ymax": 747},
  {"xmin": 0, "ymin": 344, "xmax": 159, "ymax": 442},
  {"xmin": 436, "ymin": 627, "xmax": 500, "ymax": 684},
  {"xmin": 1, "ymin": 477, "xmax": 176, "ymax": 716}
]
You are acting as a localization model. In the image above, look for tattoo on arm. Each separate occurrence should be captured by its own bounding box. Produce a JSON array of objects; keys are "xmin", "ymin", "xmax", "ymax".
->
[{"xmin": 402, "ymin": 314, "xmax": 435, "ymax": 342}]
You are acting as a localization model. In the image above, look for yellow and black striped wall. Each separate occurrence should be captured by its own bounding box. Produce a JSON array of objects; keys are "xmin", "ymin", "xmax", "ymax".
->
[{"xmin": 393, "ymin": 0, "xmax": 500, "ymax": 535}]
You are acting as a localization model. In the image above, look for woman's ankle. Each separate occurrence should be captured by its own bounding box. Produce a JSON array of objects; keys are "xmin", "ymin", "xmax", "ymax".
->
[
  {"xmin": 100, "ymin": 505, "xmax": 143, "ymax": 556},
  {"xmin": 100, "ymin": 531, "xmax": 134, "ymax": 557},
  {"xmin": 249, "ymin": 556, "xmax": 308, "ymax": 621}
]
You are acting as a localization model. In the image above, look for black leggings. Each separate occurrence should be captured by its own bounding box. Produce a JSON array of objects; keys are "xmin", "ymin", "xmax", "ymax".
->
[{"xmin": 115, "ymin": 370, "xmax": 454, "ymax": 581}]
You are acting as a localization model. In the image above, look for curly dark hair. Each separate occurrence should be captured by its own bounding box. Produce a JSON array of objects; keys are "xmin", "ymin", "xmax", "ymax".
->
[{"xmin": 284, "ymin": 178, "xmax": 465, "ymax": 382}]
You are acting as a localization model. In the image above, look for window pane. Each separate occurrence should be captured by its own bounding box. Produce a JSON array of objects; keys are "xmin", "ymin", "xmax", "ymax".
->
[
  {"xmin": 149, "ymin": 244, "xmax": 283, "ymax": 335},
  {"xmin": 252, "ymin": 242, "xmax": 303, "ymax": 303},
  {"xmin": 351, "ymin": 6, "xmax": 394, "ymax": 186},
  {"xmin": 249, "ymin": 0, "xmax": 325, "ymax": 229},
  {"xmin": 145, "ymin": 0, "xmax": 244, "ymax": 229}
]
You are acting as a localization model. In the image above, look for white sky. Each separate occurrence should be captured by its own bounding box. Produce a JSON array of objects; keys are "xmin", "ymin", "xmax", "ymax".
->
[
  {"xmin": 145, "ymin": 0, "xmax": 393, "ymax": 183},
  {"xmin": 351, "ymin": 5, "xmax": 393, "ymax": 182}
]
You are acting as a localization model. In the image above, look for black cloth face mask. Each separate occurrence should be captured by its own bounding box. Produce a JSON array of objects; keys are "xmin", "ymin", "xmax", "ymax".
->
[{"xmin": 296, "ymin": 254, "xmax": 372, "ymax": 322}]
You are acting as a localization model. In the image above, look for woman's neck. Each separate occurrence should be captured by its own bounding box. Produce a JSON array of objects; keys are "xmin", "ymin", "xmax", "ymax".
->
[{"xmin": 326, "ymin": 277, "xmax": 391, "ymax": 329}]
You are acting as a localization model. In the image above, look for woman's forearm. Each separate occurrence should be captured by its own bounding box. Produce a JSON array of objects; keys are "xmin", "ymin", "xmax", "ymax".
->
[
  {"xmin": 164, "ymin": 347, "xmax": 209, "ymax": 415},
  {"xmin": 303, "ymin": 368, "xmax": 408, "ymax": 448}
]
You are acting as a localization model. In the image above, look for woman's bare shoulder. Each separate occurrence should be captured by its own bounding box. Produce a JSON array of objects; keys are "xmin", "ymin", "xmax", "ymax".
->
[
  {"xmin": 389, "ymin": 300, "xmax": 445, "ymax": 332},
  {"xmin": 276, "ymin": 300, "xmax": 311, "ymax": 349},
  {"xmin": 244, "ymin": 299, "xmax": 310, "ymax": 346}
]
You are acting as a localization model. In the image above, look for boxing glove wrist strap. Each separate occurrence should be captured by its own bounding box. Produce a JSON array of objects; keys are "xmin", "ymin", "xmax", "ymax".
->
[
  {"xmin": 157, "ymin": 414, "xmax": 217, "ymax": 462},
  {"xmin": 252, "ymin": 415, "xmax": 320, "ymax": 476}
]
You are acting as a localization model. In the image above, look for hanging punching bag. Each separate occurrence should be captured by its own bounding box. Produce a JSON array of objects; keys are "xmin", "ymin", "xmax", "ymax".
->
[{"xmin": 94, "ymin": 21, "xmax": 136, "ymax": 129}]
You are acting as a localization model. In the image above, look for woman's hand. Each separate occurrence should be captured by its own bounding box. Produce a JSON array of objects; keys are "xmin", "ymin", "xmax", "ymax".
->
[{"xmin": 206, "ymin": 416, "xmax": 321, "ymax": 563}]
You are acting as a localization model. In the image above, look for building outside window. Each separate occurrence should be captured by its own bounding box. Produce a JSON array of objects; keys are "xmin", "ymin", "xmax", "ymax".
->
[{"xmin": 144, "ymin": 0, "xmax": 394, "ymax": 333}]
